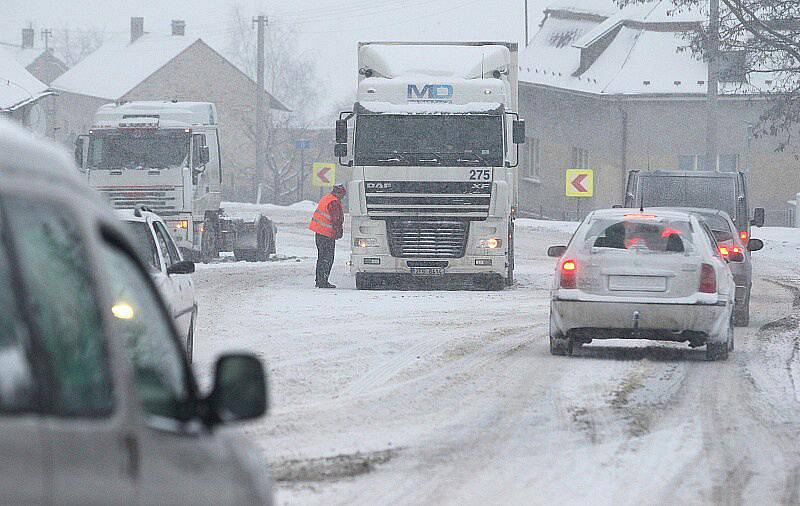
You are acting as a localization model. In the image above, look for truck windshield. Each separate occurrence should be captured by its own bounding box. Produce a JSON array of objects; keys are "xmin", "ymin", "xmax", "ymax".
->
[
  {"xmin": 88, "ymin": 130, "xmax": 190, "ymax": 170},
  {"xmin": 354, "ymin": 114, "xmax": 504, "ymax": 167},
  {"xmin": 639, "ymin": 176, "xmax": 737, "ymax": 222}
]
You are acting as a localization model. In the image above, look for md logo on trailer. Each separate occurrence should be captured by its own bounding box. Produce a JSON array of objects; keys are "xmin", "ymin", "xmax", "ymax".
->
[{"xmin": 407, "ymin": 84, "xmax": 454, "ymax": 103}]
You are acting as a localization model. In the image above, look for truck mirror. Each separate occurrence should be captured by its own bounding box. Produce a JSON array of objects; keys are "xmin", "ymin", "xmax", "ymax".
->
[
  {"xmin": 335, "ymin": 120, "xmax": 348, "ymax": 144},
  {"xmin": 751, "ymin": 207, "xmax": 765, "ymax": 227},
  {"xmin": 513, "ymin": 119, "xmax": 526, "ymax": 145},
  {"xmin": 334, "ymin": 143, "xmax": 348, "ymax": 158}
]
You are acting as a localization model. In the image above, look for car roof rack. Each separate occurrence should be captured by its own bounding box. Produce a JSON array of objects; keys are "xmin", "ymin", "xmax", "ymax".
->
[{"xmin": 133, "ymin": 204, "xmax": 154, "ymax": 217}]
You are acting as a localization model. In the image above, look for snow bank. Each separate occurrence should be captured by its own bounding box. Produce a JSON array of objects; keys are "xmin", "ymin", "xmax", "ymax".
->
[
  {"xmin": 517, "ymin": 218, "xmax": 579, "ymax": 236},
  {"xmin": 222, "ymin": 200, "xmax": 316, "ymax": 215},
  {"xmin": 752, "ymin": 226, "xmax": 800, "ymax": 263}
]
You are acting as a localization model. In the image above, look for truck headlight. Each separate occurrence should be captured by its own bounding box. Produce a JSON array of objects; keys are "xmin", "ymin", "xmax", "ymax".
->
[
  {"xmin": 354, "ymin": 237, "xmax": 378, "ymax": 248},
  {"xmin": 178, "ymin": 220, "xmax": 189, "ymax": 229},
  {"xmin": 478, "ymin": 238, "xmax": 502, "ymax": 249}
]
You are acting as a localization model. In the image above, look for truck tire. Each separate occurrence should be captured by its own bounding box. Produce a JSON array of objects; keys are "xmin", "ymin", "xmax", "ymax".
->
[{"xmin": 486, "ymin": 274, "xmax": 505, "ymax": 291}]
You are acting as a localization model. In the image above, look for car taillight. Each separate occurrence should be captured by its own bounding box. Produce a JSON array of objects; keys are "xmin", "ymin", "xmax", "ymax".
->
[
  {"xmin": 560, "ymin": 259, "xmax": 577, "ymax": 289},
  {"xmin": 740, "ymin": 230, "xmax": 749, "ymax": 242},
  {"xmin": 699, "ymin": 263, "xmax": 716, "ymax": 294},
  {"xmin": 719, "ymin": 246, "xmax": 729, "ymax": 257}
]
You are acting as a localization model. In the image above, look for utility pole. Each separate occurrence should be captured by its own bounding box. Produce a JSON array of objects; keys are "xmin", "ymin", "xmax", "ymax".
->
[
  {"xmin": 706, "ymin": 0, "xmax": 720, "ymax": 171},
  {"xmin": 253, "ymin": 14, "xmax": 268, "ymax": 200},
  {"xmin": 524, "ymin": 0, "xmax": 529, "ymax": 47}
]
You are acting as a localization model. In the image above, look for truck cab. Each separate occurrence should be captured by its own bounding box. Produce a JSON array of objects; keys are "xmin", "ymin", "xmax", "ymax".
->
[{"xmin": 337, "ymin": 42, "xmax": 525, "ymax": 290}]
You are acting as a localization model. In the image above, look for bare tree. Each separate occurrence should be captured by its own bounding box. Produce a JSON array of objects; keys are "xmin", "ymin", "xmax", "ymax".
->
[
  {"xmin": 225, "ymin": 4, "xmax": 321, "ymax": 204},
  {"xmin": 619, "ymin": 0, "xmax": 800, "ymax": 151},
  {"xmin": 52, "ymin": 26, "xmax": 105, "ymax": 67}
]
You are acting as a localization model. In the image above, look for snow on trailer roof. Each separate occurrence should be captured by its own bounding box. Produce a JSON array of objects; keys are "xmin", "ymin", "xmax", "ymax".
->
[
  {"xmin": 0, "ymin": 47, "xmax": 50, "ymax": 110},
  {"xmin": 359, "ymin": 43, "xmax": 512, "ymax": 79},
  {"xmin": 522, "ymin": 0, "xmax": 776, "ymax": 96},
  {"xmin": 358, "ymin": 101, "xmax": 503, "ymax": 114},
  {"xmin": 93, "ymin": 101, "xmax": 218, "ymax": 127}
]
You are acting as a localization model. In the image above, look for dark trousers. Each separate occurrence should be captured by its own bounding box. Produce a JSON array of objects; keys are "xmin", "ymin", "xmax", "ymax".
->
[{"xmin": 315, "ymin": 233, "xmax": 336, "ymax": 285}]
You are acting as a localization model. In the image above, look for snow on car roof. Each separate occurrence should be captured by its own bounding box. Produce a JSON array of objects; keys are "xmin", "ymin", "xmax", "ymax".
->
[
  {"xmin": 0, "ymin": 116, "xmax": 78, "ymax": 181},
  {"xmin": 0, "ymin": 46, "xmax": 50, "ymax": 110},
  {"xmin": 51, "ymin": 32, "xmax": 199, "ymax": 100},
  {"xmin": 591, "ymin": 208, "xmax": 697, "ymax": 221}
]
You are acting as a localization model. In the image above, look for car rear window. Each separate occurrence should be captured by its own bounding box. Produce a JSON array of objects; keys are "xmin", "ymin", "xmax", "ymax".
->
[
  {"xmin": 582, "ymin": 217, "xmax": 694, "ymax": 254},
  {"xmin": 639, "ymin": 176, "xmax": 737, "ymax": 219}
]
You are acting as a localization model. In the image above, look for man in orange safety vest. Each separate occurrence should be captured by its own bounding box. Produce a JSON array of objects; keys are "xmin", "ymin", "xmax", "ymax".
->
[{"xmin": 309, "ymin": 184, "xmax": 346, "ymax": 288}]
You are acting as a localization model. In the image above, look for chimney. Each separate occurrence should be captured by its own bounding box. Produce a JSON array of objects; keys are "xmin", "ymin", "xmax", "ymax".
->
[
  {"xmin": 21, "ymin": 27, "xmax": 35, "ymax": 48},
  {"xmin": 171, "ymin": 19, "xmax": 186, "ymax": 36},
  {"xmin": 130, "ymin": 17, "xmax": 144, "ymax": 43}
]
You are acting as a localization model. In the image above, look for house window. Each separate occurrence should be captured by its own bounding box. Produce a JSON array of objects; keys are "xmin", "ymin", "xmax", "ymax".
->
[
  {"xmin": 525, "ymin": 138, "xmax": 541, "ymax": 179},
  {"xmin": 679, "ymin": 154, "xmax": 739, "ymax": 172},
  {"xmin": 572, "ymin": 147, "xmax": 589, "ymax": 170}
]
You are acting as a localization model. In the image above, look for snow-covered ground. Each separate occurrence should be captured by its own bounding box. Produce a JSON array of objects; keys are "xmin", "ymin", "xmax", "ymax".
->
[{"xmin": 192, "ymin": 204, "xmax": 800, "ymax": 505}]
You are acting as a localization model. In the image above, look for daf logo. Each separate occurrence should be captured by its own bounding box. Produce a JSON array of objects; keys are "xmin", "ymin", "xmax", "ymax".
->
[{"xmin": 366, "ymin": 182, "xmax": 392, "ymax": 190}]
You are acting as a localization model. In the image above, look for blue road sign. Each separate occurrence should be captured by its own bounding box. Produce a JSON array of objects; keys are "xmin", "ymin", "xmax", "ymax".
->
[{"xmin": 294, "ymin": 139, "xmax": 311, "ymax": 150}]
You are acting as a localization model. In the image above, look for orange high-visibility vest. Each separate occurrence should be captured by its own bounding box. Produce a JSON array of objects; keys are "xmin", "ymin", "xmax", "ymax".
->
[{"xmin": 309, "ymin": 193, "xmax": 338, "ymax": 238}]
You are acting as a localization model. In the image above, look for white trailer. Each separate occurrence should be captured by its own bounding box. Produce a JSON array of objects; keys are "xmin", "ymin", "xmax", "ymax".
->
[
  {"xmin": 335, "ymin": 42, "xmax": 525, "ymax": 290},
  {"xmin": 75, "ymin": 101, "xmax": 276, "ymax": 263}
]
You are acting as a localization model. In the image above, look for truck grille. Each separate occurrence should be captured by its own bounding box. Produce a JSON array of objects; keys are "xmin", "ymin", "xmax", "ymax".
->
[
  {"xmin": 366, "ymin": 181, "xmax": 491, "ymax": 219},
  {"xmin": 95, "ymin": 186, "xmax": 180, "ymax": 215},
  {"xmin": 387, "ymin": 220, "xmax": 469, "ymax": 258}
]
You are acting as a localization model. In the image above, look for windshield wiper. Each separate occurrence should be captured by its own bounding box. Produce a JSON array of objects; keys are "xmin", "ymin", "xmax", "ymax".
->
[
  {"xmin": 376, "ymin": 152, "xmax": 411, "ymax": 164},
  {"xmin": 456, "ymin": 152, "xmax": 489, "ymax": 165},
  {"xmin": 412, "ymin": 152, "xmax": 443, "ymax": 164}
]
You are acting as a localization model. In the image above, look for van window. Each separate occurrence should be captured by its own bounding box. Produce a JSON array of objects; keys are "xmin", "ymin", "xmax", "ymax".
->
[
  {"xmin": 0, "ymin": 203, "xmax": 36, "ymax": 413},
  {"xmin": 5, "ymin": 197, "xmax": 113, "ymax": 417},
  {"xmin": 100, "ymin": 240, "xmax": 191, "ymax": 421},
  {"xmin": 639, "ymin": 175, "xmax": 737, "ymax": 219}
]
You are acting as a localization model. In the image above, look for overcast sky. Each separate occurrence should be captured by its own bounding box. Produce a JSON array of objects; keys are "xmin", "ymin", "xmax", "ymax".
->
[{"xmin": 1, "ymin": 0, "xmax": 549, "ymax": 117}]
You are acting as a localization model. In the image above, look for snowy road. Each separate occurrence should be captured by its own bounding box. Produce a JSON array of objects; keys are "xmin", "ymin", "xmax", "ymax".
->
[{"xmin": 192, "ymin": 204, "xmax": 800, "ymax": 505}]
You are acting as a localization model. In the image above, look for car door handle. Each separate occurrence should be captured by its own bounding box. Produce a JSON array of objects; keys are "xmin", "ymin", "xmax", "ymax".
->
[{"xmin": 122, "ymin": 433, "xmax": 140, "ymax": 480}]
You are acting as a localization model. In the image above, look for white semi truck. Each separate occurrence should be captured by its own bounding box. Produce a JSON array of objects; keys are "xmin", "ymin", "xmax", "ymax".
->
[
  {"xmin": 335, "ymin": 42, "xmax": 525, "ymax": 290},
  {"xmin": 75, "ymin": 101, "xmax": 276, "ymax": 263}
]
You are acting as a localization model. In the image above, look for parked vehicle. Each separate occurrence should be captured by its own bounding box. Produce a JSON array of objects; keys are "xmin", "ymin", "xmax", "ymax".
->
[
  {"xmin": 665, "ymin": 208, "xmax": 764, "ymax": 327},
  {"xmin": 336, "ymin": 42, "xmax": 526, "ymax": 290},
  {"xmin": 0, "ymin": 118, "xmax": 272, "ymax": 505},
  {"xmin": 547, "ymin": 208, "xmax": 736, "ymax": 361},
  {"xmin": 74, "ymin": 101, "xmax": 277, "ymax": 263},
  {"xmin": 118, "ymin": 205, "xmax": 198, "ymax": 360},
  {"xmin": 623, "ymin": 170, "xmax": 765, "ymax": 239}
]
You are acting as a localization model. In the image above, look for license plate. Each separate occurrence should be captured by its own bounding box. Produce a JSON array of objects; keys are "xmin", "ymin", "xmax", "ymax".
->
[
  {"xmin": 411, "ymin": 267, "xmax": 444, "ymax": 277},
  {"xmin": 608, "ymin": 275, "xmax": 667, "ymax": 292}
]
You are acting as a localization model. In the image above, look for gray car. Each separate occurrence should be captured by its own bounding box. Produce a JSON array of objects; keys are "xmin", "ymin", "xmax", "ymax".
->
[
  {"xmin": 0, "ymin": 118, "xmax": 273, "ymax": 504},
  {"xmin": 655, "ymin": 208, "xmax": 764, "ymax": 327}
]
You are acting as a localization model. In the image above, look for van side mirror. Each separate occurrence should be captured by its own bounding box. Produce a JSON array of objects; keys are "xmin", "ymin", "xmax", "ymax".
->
[
  {"xmin": 747, "ymin": 238, "xmax": 764, "ymax": 252},
  {"xmin": 206, "ymin": 354, "xmax": 267, "ymax": 424},
  {"xmin": 548, "ymin": 245, "xmax": 567, "ymax": 258},
  {"xmin": 335, "ymin": 119, "xmax": 348, "ymax": 144},
  {"xmin": 334, "ymin": 143, "xmax": 348, "ymax": 158},
  {"xmin": 751, "ymin": 207, "xmax": 765, "ymax": 227},
  {"xmin": 513, "ymin": 119, "xmax": 526, "ymax": 145}
]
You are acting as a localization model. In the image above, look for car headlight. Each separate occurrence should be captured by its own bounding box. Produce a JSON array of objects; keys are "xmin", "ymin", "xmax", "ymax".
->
[
  {"xmin": 478, "ymin": 238, "xmax": 502, "ymax": 249},
  {"xmin": 354, "ymin": 237, "xmax": 378, "ymax": 248}
]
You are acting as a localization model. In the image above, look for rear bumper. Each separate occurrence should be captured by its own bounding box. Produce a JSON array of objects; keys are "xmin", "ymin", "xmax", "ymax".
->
[{"xmin": 551, "ymin": 298, "xmax": 732, "ymax": 343}]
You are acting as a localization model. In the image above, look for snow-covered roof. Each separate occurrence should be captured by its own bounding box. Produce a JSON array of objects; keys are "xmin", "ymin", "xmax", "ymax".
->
[
  {"xmin": 544, "ymin": 0, "xmax": 621, "ymax": 18},
  {"xmin": 0, "ymin": 47, "xmax": 50, "ymax": 110},
  {"xmin": 522, "ymin": 0, "xmax": 771, "ymax": 97},
  {"xmin": 51, "ymin": 33, "xmax": 199, "ymax": 100},
  {"xmin": 0, "ymin": 43, "xmax": 51, "ymax": 68}
]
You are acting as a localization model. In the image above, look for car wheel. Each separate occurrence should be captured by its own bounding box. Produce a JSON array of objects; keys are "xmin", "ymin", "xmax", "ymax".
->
[
  {"xmin": 549, "ymin": 311, "xmax": 572, "ymax": 356},
  {"xmin": 733, "ymin": 297, "xmax": 750, "ymax": 327},
  {"xmin": 707, "ymin": 319, "xmax": 732, "ymax": 361}
]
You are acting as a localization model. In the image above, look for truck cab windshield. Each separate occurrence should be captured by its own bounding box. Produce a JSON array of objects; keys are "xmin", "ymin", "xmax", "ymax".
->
[
  {"xmin": 354, "ymin": 114, "xmax": 504, "ymax": 167},
  {"xmin": 88, "ymin": 130, "xmax": 190, "ymax": 170}
]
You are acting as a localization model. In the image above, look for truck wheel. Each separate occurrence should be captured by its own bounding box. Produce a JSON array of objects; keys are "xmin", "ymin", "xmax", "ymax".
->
[{"xmin": 256, "ymin": 223, "xmax": 274, "ymax": 262}]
